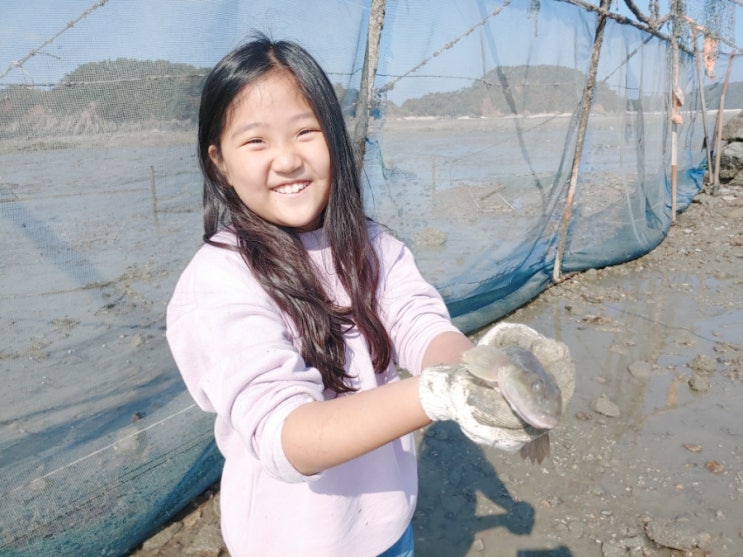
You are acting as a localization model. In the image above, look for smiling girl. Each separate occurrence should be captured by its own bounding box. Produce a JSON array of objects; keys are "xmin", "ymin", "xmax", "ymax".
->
[{"xmin": 166, "ymin": 34, "xmax": 552, "ymax": 557}]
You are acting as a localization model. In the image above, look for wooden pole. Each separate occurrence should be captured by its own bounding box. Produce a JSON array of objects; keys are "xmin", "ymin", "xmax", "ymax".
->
[
  {"xmin": 352, "ymin": 0, "xmax": 386, "ymax": 166},
  {"xmin": 552, "ymin": 0, "xmax": 610, "ymax": 283},
  {"xmin": 149, "ymin": 165, "xmax": 159, "ymax": 227},
  {"xmin": 670, "ymin": 5, "xmax": 681, "ymax": 224},
  {"xmin": 689, "ymin": 24, "xmax": 713, "ymax": 183}
]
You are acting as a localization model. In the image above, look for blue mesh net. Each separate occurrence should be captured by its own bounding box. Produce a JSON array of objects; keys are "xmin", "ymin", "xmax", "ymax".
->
[{"xmin": 0, "ymin": 0, "xmax": 738, "ymax": 554}]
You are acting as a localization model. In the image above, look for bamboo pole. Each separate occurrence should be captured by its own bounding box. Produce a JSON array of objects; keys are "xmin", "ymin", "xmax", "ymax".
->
[
  {"xmin": 352, "ymin": 0, "xmax": 386, "ymax": 165},
  {"xmin": 671, "ymin": 43, "xmax": 679, "ymax": 223},
  {"xmin": 669, "ymin": 0, "xmax": 688, "ymax": 224},
  {"xmin": 552, "ymin": 0, "xmax": 611, "ymax": 283},
  {"xmin": 688, "ymin": 22, "xmax": 713, "ymax": 187}
]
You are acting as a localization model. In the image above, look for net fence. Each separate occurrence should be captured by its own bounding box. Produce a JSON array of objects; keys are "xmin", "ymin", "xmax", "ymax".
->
[{"xmin": 1, "ymin": 0, "xmax": 740, "ymax": 554}]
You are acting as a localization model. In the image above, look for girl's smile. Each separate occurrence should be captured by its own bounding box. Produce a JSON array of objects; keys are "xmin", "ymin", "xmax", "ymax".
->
[
  {"xmin": 272, "ymin": 180, "xmax": 310, "ymax": 195},
  {"xmin": 209, "ymin": 71, "xmax": 332, "ymax": 232}
]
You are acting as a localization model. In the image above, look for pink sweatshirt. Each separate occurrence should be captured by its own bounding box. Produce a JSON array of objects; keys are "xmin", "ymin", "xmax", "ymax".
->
[{"xmin": 166, "ymin": 223, "xmax": 458, "ymax": 556}]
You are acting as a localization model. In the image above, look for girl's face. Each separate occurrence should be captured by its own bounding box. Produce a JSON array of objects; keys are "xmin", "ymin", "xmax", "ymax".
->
[{"xmin": 210, "ymin": 71, "xmax": 331, "ymax": 232}]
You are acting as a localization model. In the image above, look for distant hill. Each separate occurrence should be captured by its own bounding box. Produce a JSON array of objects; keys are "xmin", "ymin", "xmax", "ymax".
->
[
  {"xmin": 1, "ymin": 59, "xmax": 741, "ymax": 138},
  {"xmin": 388, "ymin": 65, "xmax": 627, "ymax": 117},
  {"xmin": 0, "ymin": 59, "xmax": 209, "ymax": 137},
  {"xmin": 700, "ymin": 81, "xmax": 743, "ymax": 111}
]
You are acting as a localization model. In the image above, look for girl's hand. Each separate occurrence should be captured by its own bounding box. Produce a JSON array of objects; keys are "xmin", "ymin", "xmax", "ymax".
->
[
  {"xmin": 418, "ymin": 362, "xmax": 539, "ymax": 450},
  {"xmin": 418, "ymin": 322, "xmax": 575, "ymax": 451}
]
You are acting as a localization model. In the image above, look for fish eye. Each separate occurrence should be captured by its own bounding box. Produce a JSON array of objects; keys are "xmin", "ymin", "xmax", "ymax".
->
[{"xmin": 531, "ymin": 379, "xmax": 543, "ymax": 392}]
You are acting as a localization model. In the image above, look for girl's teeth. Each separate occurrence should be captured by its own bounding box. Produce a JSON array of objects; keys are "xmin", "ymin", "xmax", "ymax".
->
[{"xmin": 275, "ymin": 182, "xmax": 307, "ymax": 194}]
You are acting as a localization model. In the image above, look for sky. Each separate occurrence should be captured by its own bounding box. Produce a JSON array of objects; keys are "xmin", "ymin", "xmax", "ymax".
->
[{"xmin": 1, "ymin": 0, "xmax": 742, "ymax": 103}]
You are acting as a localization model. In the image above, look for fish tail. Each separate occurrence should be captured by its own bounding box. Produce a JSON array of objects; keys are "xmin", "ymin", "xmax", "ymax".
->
[{"xmin": 519, "ymin": 433, "xmax": 550, "ymax": 464}]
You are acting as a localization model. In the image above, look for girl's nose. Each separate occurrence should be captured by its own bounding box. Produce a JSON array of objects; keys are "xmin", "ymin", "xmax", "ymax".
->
[{"xmin": 272, "ymin": 145, "xmax": 302, "ymax": 173}]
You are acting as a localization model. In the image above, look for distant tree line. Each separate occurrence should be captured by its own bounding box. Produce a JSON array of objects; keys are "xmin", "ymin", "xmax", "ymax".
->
[
  {"xmin": 0, "ymin": 58, "xmax": 742, "ymax": 138},
  {"xmin": 0, "ymin": 59, "xmax": 210, "ymax": 137},
  {"xmin": 391, "ymin": 65, "xmax": 618, "ymax": 117}
]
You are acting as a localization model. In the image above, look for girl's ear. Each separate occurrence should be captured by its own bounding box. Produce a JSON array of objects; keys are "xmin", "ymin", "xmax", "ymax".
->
[{"xmin": 208, "ymin": 144, "xmax": 226, "ymax": 176}]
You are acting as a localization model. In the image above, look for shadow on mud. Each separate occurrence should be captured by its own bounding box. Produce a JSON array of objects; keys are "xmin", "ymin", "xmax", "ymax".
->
[{"xmin": 414, "ymin": 420, "xmax": 573, "ymax": 557}]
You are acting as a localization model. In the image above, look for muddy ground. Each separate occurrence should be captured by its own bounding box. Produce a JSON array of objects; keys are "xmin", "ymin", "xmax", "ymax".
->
[{"xmin": 129, "ymin": 186, "xmax": 742, "ymax": 557}]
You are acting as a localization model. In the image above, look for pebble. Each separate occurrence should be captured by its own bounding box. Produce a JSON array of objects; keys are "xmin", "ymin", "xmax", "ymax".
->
[
  {"xmin": 182, "ymin": 510, "xmax": 202, "ymax": 529},
  {"xmin": 689, "ymin": 354, "xmax": 717, "ymax": 373},
  {"xmin": 688, "ymin": 374, "xmax": 710, "ymax": 392},
  {"xmin": 141, "ymin": 522, "xmax": 182, "ymax": 551},
  {"xmin": 591, "ymin": 394, "xmax": 621, "ymax": 417},
  {"xmin": 644, "ymin": 518, "xmax": 705, "ymax": 551},
  {"xmin": 186, "ymin": 522, "xmax": 223, "ymax": 557},
  {"xmin": 601, "ymin": 541, "xmax": 626, "ymax": 557},
  {"xmin": 705, "ymin": 460, "xmax": 725, "ymax": 473}
]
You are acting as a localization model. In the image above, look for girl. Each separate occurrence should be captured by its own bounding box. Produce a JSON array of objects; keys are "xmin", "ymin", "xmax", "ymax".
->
[{"xmin": 166, "ymin": 34, "xmax": 546, "ymax": 556}]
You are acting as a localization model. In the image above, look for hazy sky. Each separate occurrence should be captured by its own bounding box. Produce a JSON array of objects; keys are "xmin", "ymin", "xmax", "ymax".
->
[{"xmin": 1, "ymin": 0, "xmax": 741, "ymax": 102}]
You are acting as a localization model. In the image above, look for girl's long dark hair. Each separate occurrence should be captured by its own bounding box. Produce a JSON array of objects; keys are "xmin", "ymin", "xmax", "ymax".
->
[{"xmin": 198, "ymin": 34, "xmax": 392, "ymax": 393}]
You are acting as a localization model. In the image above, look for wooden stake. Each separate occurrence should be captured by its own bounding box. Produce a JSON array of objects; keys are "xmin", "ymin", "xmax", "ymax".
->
[
  {"xmin": 352, "ymin": 0, "xmax": 386, "ymax": 165},
  {"xmin": 553, "ymin": 0, "xmax": 610, "ymax": 283}
]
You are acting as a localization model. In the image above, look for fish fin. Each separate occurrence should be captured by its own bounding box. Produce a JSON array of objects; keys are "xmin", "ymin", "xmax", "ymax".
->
[
  {"xmin": 519, "ymin": 433, "xmax": 550, "ymax": 465},
  {"xmin": 462, "ymin": 345, "xmax": 509, "ymax": 382}
]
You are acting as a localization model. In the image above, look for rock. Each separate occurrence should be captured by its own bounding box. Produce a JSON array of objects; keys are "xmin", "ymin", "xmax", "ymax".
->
[
  {"xmin": 644, "ymin": 518, "xmax": 702, "ymax": 551},
  {"xmin": 721, "ymin": 109, "xmax": 743, "ymax": 141},
  {"xmin": 130, "ymin": 333, "xmax": 145, "ymax": 348},
  {"xmin": 186, "ymin": 522, "xmax": 224, "ymax": 557},
  {"xmin": 718, "ymin": 142, "xmax": 743, "ymax": 180},
  {"xmin": 600, "ymin": 540, "xmax": 627, "ymax": 557},
  {"xmin": 414, "ymin": 227, "xmax": 447, "ymax": 247},
  {"xmin": 689, "ymin": 354, "xmax": 717, "ymax": 374},
  {"xmin": 591, "ymin": 394, "xmax": 621, "ymax": 417},
  {"xmin": 183, "ymin": 510, "xmax": 202, "ymax": 528},
  {"xmin": 688, "ymin": 374, "xmax": 710, "ymax": 392},
  {"xmin": 705, "ymin": 460, "xmax": 725, "ymax": 473},
  {"xmin": 140, "ymin": 522, "xmax": 182, "ymax": 551},
  {"xmin": 602, "ymin": 534, "xmax": 648, "ymax": 557}
]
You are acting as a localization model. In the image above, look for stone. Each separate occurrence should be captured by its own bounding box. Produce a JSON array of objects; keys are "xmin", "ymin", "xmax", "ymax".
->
[
  {"xmin": 689, "ymin": 354, "xmax": 717, "ymax": 374},
  {"xmin": 591, "ymin": 394, "xmax": 621, "ymax": 417}
]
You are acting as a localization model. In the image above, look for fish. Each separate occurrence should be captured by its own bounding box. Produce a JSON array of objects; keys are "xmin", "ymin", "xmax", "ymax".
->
[{"xmin": 462, "ymin": 344, "xmax": 562, "ymax": 464}]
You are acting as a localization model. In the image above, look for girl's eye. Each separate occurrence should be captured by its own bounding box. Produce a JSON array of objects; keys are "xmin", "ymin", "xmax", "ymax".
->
[
  {"xmin": 242, "ymin": 137, "xmax": 265, "ymax": 147},
  {"xmin": 298, "ymin": 128, "xmax": 320, "ymax": 138}
]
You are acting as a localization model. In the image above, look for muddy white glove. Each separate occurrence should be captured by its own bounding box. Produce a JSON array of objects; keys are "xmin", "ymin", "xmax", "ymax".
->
[
  {"xmin": 419, "ymin": 321, "xmax": 575, "ymax": 456},
  {"xmin": 419, "ymin": 363, "xmax": 537, "ymax": 450}
]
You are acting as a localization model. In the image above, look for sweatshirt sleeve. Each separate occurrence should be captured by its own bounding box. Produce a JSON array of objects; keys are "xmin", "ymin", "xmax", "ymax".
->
[
  {"xmin": 166, "ymin": 243, "xmax": 325, "ymax": 483},
  {"xmin": 373, "ymin": 228, "xmax": 460, "ymax": 375}
]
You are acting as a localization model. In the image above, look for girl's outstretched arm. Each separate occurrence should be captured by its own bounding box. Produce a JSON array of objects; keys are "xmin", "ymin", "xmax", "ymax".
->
[{"xmin": 281, "ymin": 331, "xmax": 474, "ymax": 476}]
